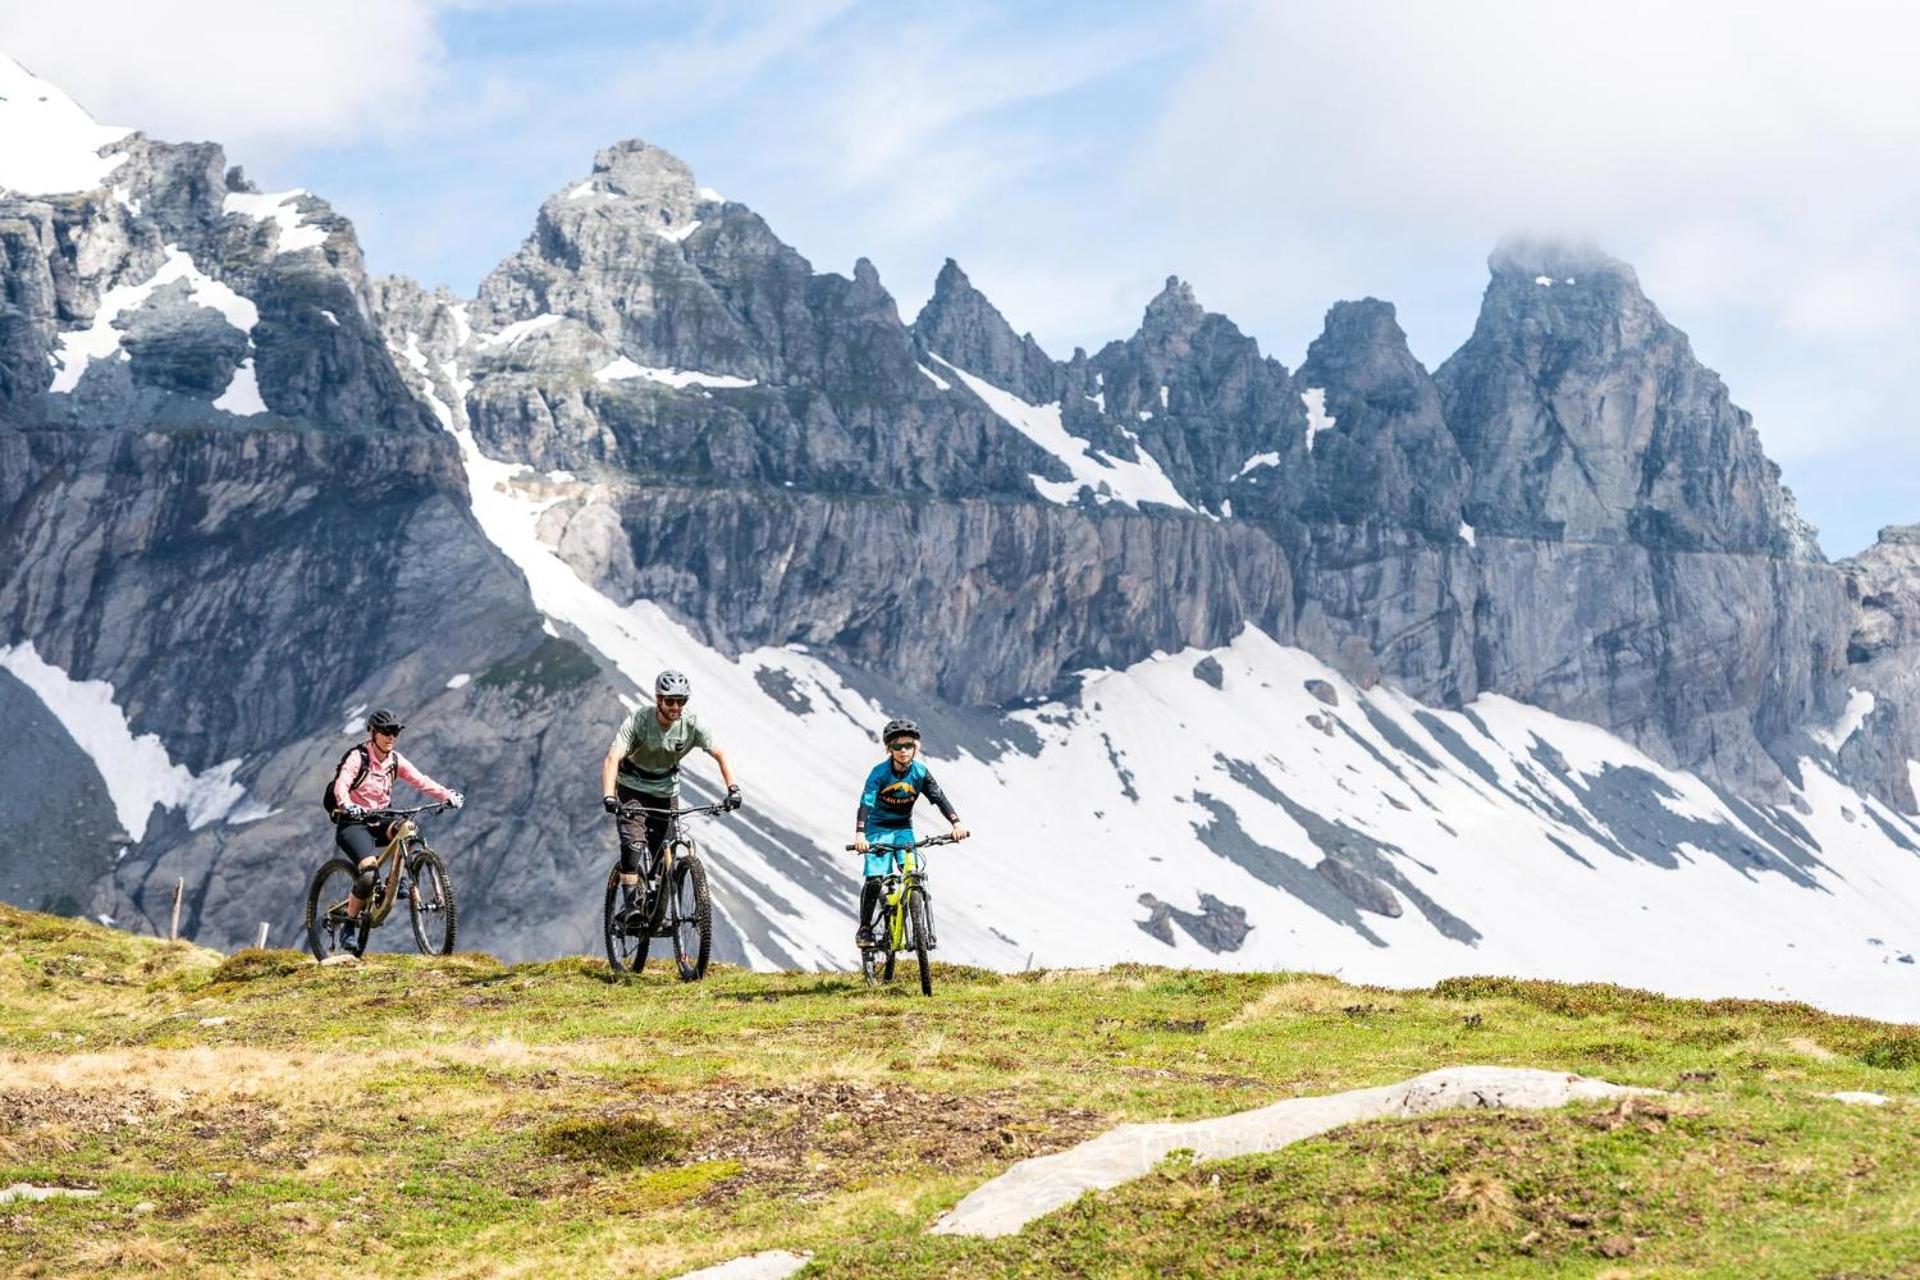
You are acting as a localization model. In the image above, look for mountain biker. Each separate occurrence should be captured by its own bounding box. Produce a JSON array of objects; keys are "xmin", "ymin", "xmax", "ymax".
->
[
  {"xmin": 329, "ymin": 708, "xmax": 463, "ymax": 932},
  {"xmin": 853, "ymin": 718, "xmax": 968, "ymax": 949},
  {"xmin": 600, "ymin": 669, "xmax": 741, "ymax": 922}
]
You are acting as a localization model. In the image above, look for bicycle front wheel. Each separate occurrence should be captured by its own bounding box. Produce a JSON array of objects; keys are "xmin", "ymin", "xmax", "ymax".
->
[
  {"xmin": 603, "ymin": 865, "xmax": 650, "ymax": 975},
  {"xmin": 407, "ymin": 846, "xmax": 458, "ymax": 956},
  {"xmin": 306, "ymin": 858, "xmax": 367, "ymax": 961},
  {"xmin": 668, "ymin": 851, "xmax": 712, "ymax": 982},
  {"xmin": 907, "ymin": 887, "xmax": 933, "ymax": 997}
]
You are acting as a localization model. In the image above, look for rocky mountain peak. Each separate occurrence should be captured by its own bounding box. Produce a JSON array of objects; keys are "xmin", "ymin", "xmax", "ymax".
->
[
  {"xmin": 1139, "ymin": 275, "xmax": 1205, "ymax": 352},
  {"xmin": 574, "ymin": 139, "xmax": 702, "ymax": 208},
  {"xmin": 911, "ymin": 258, "xmax": 1058, "ymax": 402},
  {"xmin": 1298, "ymin": 298, "xmax": 1467, "ymax": 540},
  {"xmin": 1439, "ymin": 236, "xmax": 1813, "ymax": 558},
  {"xmin": 1307, "ymin": 298, "xmax": 1415, "ymax": 368}
]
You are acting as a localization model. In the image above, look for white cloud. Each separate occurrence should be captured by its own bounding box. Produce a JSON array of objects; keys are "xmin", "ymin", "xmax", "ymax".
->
[{"xmin": 0, "ymin": 2, "xmax": 447, "ymax": 152}]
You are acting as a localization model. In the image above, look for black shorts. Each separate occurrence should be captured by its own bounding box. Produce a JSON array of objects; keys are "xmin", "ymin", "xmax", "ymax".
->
[
  {"xmin": 335, "ymin": 816, "xmax": 401, "ymax": 868},
  {"xmin": 615, "ymin": 785, "xmax": 675, "ymax": 876}
]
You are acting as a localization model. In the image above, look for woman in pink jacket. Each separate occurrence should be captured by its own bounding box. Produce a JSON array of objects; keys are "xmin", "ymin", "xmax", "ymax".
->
[{"xmin": 328, "ymin": 708, "xmax": 463, "ymax": 935}]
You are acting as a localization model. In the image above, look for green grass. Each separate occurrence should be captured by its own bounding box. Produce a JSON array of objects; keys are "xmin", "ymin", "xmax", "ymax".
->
[{"xmin": 1, "ymin": 904, "xmax": 1916, "ymax": 1278}]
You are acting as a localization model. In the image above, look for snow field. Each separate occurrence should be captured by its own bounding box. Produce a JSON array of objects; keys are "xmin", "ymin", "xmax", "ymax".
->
[
  {"xmin": 0, "ymin": 642, "xmax": 268, "ymax": 840},
  {"xmin": 0, "ymin": 53, "xmax": 130, "ymax": 195}
]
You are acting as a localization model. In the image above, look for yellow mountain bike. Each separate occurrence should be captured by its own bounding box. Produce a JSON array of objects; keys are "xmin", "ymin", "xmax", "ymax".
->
[
  {"xmin": 847, "ymin": 833, "xmax": 955, "ymax": 996},
  {"xmin": 306, "ymin": 803, "xmax": 457, "ymax": 960}
]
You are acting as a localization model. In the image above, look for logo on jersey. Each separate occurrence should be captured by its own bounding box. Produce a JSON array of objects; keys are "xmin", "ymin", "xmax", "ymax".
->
[{"xmin": 878, "ymin": 780, "xmax": 920, "ymax": 809}]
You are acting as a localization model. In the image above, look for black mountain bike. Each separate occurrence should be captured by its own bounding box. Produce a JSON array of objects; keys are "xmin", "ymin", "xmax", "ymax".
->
[
  {"xmin": 847, "ymin": 833, "xmax": 955, "ymax": 996},
  {"xmin": 306, "ymin": 803, "xmax": 457, "ymax": 960},
  {"xmin": 603, "ymin": 799, "xmax": 726, "ymax": 980}
]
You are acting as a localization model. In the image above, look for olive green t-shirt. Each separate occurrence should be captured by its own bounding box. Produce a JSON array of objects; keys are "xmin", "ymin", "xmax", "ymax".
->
[{"xmin": 612, "ymin": 707, "xmax": 715, "ymax": 797}]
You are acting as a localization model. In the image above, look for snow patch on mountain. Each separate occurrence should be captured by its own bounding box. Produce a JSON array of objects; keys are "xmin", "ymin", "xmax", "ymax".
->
[
  {"xmin": 1815, "ymin": 688, "xmax": 1876, "ymax": 752},
  {"xmin": 928, "ymin": 353, "xmax": 1193, "ymax": 512},
  {"xmin": 482, "ymin": 314, "xmax": 563, "ymax": 348},
  {"xmin": 0, "ymin": 52, "xmax": 130, "ymax": 195},
  {"xmin": 594, "ymin": 358, "xmax": 756, "ymax": 389},
  {"xmin": 223, "ymin": 189, "xmax": 327, "ymax": 254},
  {"xmin": 1301, "ymin": 387, "xmax": 1336, "ymax": 452},
  {"xmin": 212, "ymin": 358, "xmax": 267, "ymax": 415},
  {"xmin": 47, "ymin": 247, "xmax": 262, "ymax": 406},
  {"xmin": 0, "ymin": 641, "xmax": 261, "ymax": 840}
]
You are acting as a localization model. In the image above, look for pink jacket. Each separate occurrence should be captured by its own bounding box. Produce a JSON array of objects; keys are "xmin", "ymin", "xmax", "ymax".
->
[{"xmin": 332, "ymin": 739, "xmax": 454, "ymax": 812}]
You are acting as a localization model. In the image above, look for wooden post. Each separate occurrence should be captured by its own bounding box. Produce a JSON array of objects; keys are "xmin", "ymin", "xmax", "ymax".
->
[
  {"xmin": 255, "ymin": 922, "xmax": 270, "ymax": 950},
  {"xmin": 169, "ymin": 878, "xmax": 183, "ymax": 941}
]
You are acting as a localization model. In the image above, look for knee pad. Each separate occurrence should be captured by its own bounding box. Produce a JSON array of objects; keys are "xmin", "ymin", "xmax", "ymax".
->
[{"xmin": 354, "ymin": 858, "xmax": 379, "ymax": 896}]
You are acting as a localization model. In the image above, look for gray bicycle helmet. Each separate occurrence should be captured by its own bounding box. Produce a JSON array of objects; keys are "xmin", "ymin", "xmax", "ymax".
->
[
  {"xmin": 882, "ymin": 717, "xmax": 920, "ymax": 745},
  {"xmin": 655, "ymin": 669, "xmax": 693, "ymax": 699},
  {"xmin": 366, "ymin": 708, "xmax": 405, "ymax": 734}
]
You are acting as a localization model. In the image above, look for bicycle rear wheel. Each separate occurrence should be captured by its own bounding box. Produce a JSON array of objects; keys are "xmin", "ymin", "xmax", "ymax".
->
[
  {"xmin": 907, "ymin": 887, "xmax": 933, "ymax": 996},
  {"xmin": 306, "ymin": 858, "xmax": 367, "ymax": 961},
  {"xmin": 668, "ymin": 849, "xmax": 712, "ymax": 982},
  {"xmin": 603, "ymin": 865, "xmax": 650, "ymax": 974},
  {"xmin": 407, "ymin": 846, "xmax": 458, "ymax": 956}
]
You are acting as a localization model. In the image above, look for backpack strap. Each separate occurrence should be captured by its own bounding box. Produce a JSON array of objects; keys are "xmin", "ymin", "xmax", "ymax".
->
[{"xmin": 328, "ymin": 744, "xmax": 371, "ymax": 809}]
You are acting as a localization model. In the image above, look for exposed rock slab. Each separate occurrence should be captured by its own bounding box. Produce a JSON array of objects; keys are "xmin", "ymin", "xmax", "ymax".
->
[
  {"xmin": 669, "ymin": 1250, "xmax": 810, "ymax": 1280},
  {"xmin": 931, "ymin": 1066, "xmax": 1647, "ymax": 1239}
]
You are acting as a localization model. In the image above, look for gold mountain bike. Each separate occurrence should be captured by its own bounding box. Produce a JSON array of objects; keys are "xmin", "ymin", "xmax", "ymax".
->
[{"xmin": 306, "ymin": 803, "xmax": 458, "ymax": 960}]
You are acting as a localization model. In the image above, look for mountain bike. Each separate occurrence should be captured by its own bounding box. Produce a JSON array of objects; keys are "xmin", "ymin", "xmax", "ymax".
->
[
  {"xmin": 847, "ymin": 833, "xmax": 955, "ymax": 996},
  {"xmin": 306, "ymin": 803, "xmax": 457, "ymax": 961},
  {"xmin": 603, "ymin": 799, "xmax": 726, "ymax": 980}
]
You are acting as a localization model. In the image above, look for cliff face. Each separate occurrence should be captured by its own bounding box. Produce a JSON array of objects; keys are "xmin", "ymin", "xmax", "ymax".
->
[
  {"xmin": 5, "ymin": 54, "xmax": 1919, "ymax": 974},
  {"xmin": 1833, "ymin": 526, "xmax": 1920, "ymax": 811}
]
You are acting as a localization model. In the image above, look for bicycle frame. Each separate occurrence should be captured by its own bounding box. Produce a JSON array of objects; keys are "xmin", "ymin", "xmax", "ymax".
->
[
  {"xmin": 361, "ymin": 820, "xmax": 418, "ymax": 928},
  {"xmin": 347, "ymin": 804, "xmax": 446, "ymax": 927},
  {"xmin": 880, "ymin": 846, "xmax": 924, "ymax": 951},
  {"xmin": 611, "ymin": 800, "xmax": 727, "ymax": 914}
]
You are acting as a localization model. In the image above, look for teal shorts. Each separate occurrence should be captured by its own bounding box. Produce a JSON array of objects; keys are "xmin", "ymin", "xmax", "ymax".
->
[{"xmin": 862, "ymin": 828, "xmax": 917, "ymax": 879}]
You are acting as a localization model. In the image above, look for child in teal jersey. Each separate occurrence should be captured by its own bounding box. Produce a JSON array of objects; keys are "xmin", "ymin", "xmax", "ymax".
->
[{"xmin": 852, "ymin": 717, "xmax": 969, "ymax": 947}]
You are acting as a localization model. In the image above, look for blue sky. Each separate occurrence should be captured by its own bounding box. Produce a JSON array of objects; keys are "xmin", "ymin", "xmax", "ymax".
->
[{"xmin": 6, "ymin": 1, "xmax": 1917, "ymax": 555}]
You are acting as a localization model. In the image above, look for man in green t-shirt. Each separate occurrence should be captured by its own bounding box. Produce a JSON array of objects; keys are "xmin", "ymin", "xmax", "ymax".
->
[{"xmin": 600, "ymin": 669, "xmax": 741, "ymax": 915}]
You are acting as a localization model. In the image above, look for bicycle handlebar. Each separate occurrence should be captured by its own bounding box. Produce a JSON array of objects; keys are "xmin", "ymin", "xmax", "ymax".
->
[
  {"xmin": 842, "ymin": 832, "xmax": 962, "ymax": 853},
  {"xmin": 335, "ymin": 801, "xmax": 452, "ymax": 825},
  {"xmin": 614, "ymin": 800, "xmax": 731, "ymax": 820}
]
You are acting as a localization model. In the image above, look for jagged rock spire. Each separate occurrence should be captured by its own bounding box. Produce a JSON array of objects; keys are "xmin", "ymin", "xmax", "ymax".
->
[{"xmin": 911, "ymin": 259, "xmax": 1059, "ymax": 403}]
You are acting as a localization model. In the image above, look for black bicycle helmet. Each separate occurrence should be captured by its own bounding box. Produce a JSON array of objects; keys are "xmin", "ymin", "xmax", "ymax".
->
[
  {"xmin": 367, "ymin": 708, "xmax": 404, "ymax": 734},
  {"xmin": 882, "ymin": 717, "xmax": 920, "ymax": 745},
  {"xmin": 655, "ymin": 669, "xmax": 693, "ymax": 699}
]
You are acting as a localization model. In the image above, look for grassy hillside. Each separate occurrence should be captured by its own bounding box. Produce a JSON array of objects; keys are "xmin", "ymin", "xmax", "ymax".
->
[{"xmin": 2, "ymin": 903, "xmax": 1916, "ymax": 1278}]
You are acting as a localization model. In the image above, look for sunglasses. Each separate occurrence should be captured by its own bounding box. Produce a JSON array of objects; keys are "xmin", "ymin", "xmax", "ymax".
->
[
  {"xmin": 659, "ymin": 697, "xmax": 688, "ymax": 709},
  {"xmin": 373, "ymin": 727, "xmax": 403, "ymax": 738},
  {"xmin": 887, "ymin": 740, "xmax": 917, "ymax": 751}
]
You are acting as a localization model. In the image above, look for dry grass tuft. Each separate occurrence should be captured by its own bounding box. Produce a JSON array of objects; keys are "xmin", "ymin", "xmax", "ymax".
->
[{"xmin": 1440, "ymin": 1169, "xmax": 1517, "ymax": 1225}]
